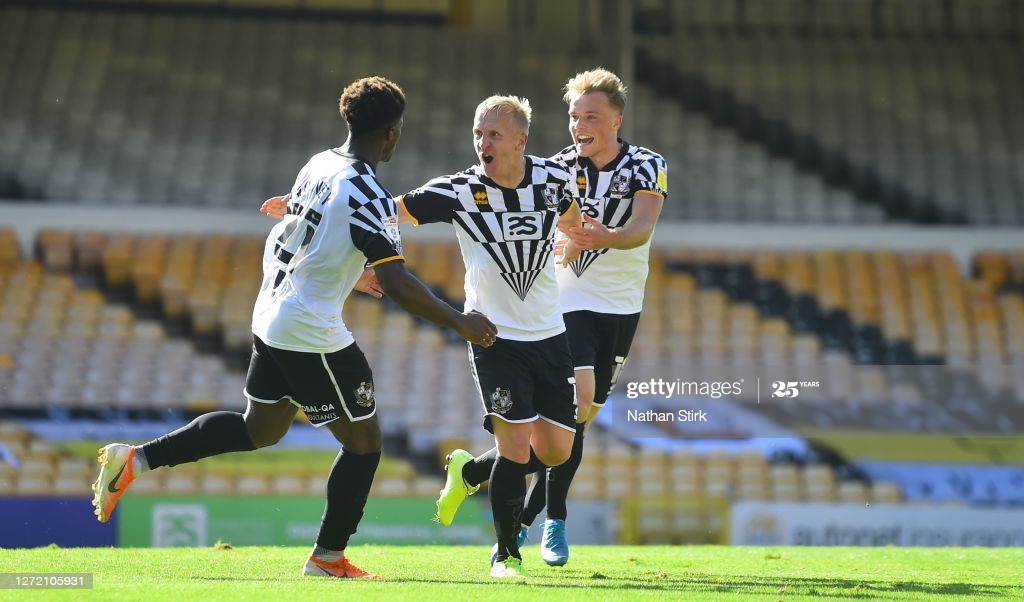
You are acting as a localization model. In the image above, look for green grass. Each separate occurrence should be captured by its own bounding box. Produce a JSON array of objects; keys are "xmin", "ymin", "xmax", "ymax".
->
[{"xmin": 1, "ymin": 545, "xmax": 1021, "ymax": 601}]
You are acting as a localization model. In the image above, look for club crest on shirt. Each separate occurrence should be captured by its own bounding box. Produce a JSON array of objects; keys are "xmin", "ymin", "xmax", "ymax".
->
[
  {"xmin": 542, "ymin": 185, "xmax": 561, "ymax": 210},
  {"xmin": 354, "ymin": 381, "xmax": 375, "ymax": 407},
  {"xmin": 610, "ymin": 172, "xmax": 631, "ymax": 197},
  {"xmin": 489, "ymin": 387, "xmax": 513, "ymax": 414}
]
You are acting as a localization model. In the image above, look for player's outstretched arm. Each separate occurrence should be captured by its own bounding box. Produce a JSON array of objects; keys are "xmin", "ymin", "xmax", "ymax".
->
[
  {"xmin": 562, "ymin": 191, "xmax": 663, "ymax": 251},
  {"xmin": 374, "ymin": 260, "xmax": 497, "ymax": 346},
  {"xmin": 354, "ymin": 266, "xmax": 383, "ymax": 299},
  {"xmin": 556, "ymin": 200, "xmax": 583, "ymax": 266},
  {"xmin": 555, "ymin": 237, "xmax": 581, "ymax": 267},
  {"xmin": 394, "ymin": 195, "xmax": 414, "ymax": 225},
  {"xmin": 558, "ymin": 197, "xmax": 582, "ymax": 231},
  {"xmin": 260, "ymin": 195, "xmax": 288, "ymax": 219}
]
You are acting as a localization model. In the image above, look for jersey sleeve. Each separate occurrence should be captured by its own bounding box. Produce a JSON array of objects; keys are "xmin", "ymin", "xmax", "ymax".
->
[
  {"xmin": 399, "ymin": 175, "xmax": 463, "ymax": 225},
  {"xmin": 558, "ymin": 170, "xmax": 578, "ymax": 215},
  {"xmin": 349, "ymin": 194, "xmax": 404, "ymax": 266},
  {"xmin": 633, "ymin": 153, "xmax": 668, "ymax": 200}
]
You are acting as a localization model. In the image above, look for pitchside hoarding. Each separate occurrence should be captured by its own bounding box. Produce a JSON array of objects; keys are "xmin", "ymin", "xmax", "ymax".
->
[
  {"xmin": 117, "ymin": 496, "xmax": 491, "ymax": 547},
  {"xmin": 0, "ymin": 498, "xmax": 117, "ymax": 548},
  {"xmin": 731, "ymin": 501, "xmax": 1024, "ymax": 547}
]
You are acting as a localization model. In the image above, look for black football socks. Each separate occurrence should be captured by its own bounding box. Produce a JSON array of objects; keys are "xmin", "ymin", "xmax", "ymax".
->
[
  {"xmin": 316, "ymin": 449, "xmax": 381, "ymax": 552},
  {"xmin": 463, "ymin": 446, "xmax": 546, "ymax": 487},
  {"xmin": 489, "ymin": 455, "xmax": 527, "ymax": 562},
  {"xmin": 543, "ymin": 421, "xmax": 586, "ymax": 522},
  {"xmin": 141, "ymin": 411, "xmax": 256, "ymax": 469}
]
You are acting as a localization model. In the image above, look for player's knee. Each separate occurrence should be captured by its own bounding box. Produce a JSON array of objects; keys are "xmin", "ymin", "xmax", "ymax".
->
[
  {"xmin": 332, "ymin": 421, "xmax": 382, "ymax": 455},
  {"xmin": 242, "ymin": 401, "xmax": 296, "ymax": 448},
  {"xmin": 343, "ymin": 433, "xmax": 382, "ymax": 455},
  {"xmin": 537, "ymin": 448, "xmax": 570, "ymax": 467},
  {"xmin": 246, "ymin": 423, "xmax": 289, "ymax": 449},
  {"xmin": 534, "ymin": 439, "xmax": 572, "ymax": 467}
]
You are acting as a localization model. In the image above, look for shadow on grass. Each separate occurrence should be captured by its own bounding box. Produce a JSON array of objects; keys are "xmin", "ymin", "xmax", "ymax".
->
[
  {"xmin": 193, "ymin": 571, "xmax": 1017, "ymax": 598},
  {"xmin": 368, "ymin": 570, "xmax": 1016, "ymax": 598}
]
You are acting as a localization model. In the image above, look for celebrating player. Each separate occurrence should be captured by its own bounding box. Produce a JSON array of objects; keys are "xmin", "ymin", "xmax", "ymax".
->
[
  {"xmin": 440, "ymin": 68, "xmax": 668, "ymax": 567},
  {"xmin": 90, "ymin": 76, "xmax": 497, "ymax": 580},
  {"xmin": 398, "ymin": 95, "xmax": 582, "ymax": 578}
]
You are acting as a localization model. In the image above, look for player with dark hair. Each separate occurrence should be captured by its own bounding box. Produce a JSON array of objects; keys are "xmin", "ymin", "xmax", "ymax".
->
[
  {"xmin": 90, "ymin": 76, "xmax": 497, "ymax": 579},
  {"xmin": 437, "ymin": 68, "xmax": 668, "ymax": 567}
]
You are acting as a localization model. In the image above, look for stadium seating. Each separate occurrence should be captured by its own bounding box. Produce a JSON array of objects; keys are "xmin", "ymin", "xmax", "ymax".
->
[
  {"xmin": 4, "ymin": 226, "xmax": 1024, "ymax": 510},
  {"xmin": 649, "ymin": 247, "xmax": 1024, "ymax": 371},
  {"xmin": 2, "ymin": 2, "xmax": 1022, "ymax": 546},
  {"xmin": 0, "ymin": 422, "xmax": 83, "ymax": 496},
  {"xmin": 2, "ymin": 3, "xmax": 1021, "ymax": 224},
  {"xmin": 0, "ymin": 4, "xmax": 589, "ymax": 211},
  {"xmin": 638, "ymin": 25, "xmax": 1024, "ymax": 224}
]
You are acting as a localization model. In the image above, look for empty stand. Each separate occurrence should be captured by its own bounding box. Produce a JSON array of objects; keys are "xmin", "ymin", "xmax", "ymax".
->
[
  {"xmin": 653, "ymin": 246, "xmax": 1024, "ymax": 372},
  {"xmin": 0, "ymin": 4, "xmax": 599, "ymax": 211},
  {"xmin": 639, "ymin": 24, "xmax": 1024, "ymax": 225},
  {"xmin": 11, "ymin": 228, "xmax": 1024, "ymax": 546},
  {"xmin": 2, "ymin": 2, "xmax": 1020, "ymax": 224},
  {"xmin": 0, "ymin": 249, "xmax": 248, "ymax": 412}
]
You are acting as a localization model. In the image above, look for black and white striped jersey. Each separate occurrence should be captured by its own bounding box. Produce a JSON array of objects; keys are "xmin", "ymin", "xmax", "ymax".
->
[
  {"xmin": 551, "ymin": 141, "xmax": 668, "ymax": 314},
  {"xmin": 400, "ymin": 156, "xmax": 575, "ymax": 341},
  {"xmin": 252, "ymin": 149, "xmax": 403, "ymax": 353}
]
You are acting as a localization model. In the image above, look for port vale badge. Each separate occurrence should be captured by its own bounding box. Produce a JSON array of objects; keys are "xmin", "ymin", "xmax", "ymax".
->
[
  {"xmin": 610, "ymin": 172, "xmax": 631, "ymax": 196},
  {"xmin": 354, "ymin": 381, "xmax": 375, "ymax": 407},
  {"xmin": 490, "ymin": 387, "xmax": 513, "ymax": 414},
  {"xmin": 541, "ymin": 185, "xmax": 560, "ymax": 210}
]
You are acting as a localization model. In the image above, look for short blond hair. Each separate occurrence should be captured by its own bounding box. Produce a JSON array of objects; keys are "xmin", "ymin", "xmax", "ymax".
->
[
  {"xmin": 563, "ymin": 68, "xmax": 627, "ymax": 114},
  {"xmin": 474, "ymin": 95, "xmax": 532, "ymax": 135}
]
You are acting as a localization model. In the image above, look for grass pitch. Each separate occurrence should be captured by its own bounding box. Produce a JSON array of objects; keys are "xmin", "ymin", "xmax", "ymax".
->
[{"xmin": 1, "ymin": 544, "xmax": 1021, "ymax": 601}]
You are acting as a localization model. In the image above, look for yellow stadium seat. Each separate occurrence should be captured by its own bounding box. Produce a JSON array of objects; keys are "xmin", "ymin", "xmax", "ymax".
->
[
  {"xmin": 36, "ymin": 229, "xmax": 74, "ymax": 272},
  {"xmin": 837, "ymin": 480, "xmax": 869, "ymax": 503},
  {"xmin": 127, "ymin": 473, "xmax": 165, "ymax": 495},
  {"xmin": 235, "ymin": 474, "xmax": 270, "ymax": 496},
  {"xmin": 199, "ymin": 473, "xmax": 234, "ymax": 495},
  {"xmin": 252, "ymin": 474, "xmax": 294, "ymax": 496},
  {"xmin": 163, "ymin": 472, "xmax": 201, "ymax": 495},
  {"xmin": 15, "ymin": 475, "xmax": 53, "ymax": 495},
  {"xmin": 409, "ymin": 476, "xmax": 444, "ymax": 498},
  {"xmin": 870, "ymin": 481, "xmax": 904, "ymax": 504}
]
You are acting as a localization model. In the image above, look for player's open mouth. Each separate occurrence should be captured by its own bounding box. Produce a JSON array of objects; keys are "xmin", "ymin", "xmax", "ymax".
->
[
  {"xmin": 576, "ymin": 135, "xmax": 594, "ymax": 146},
  {"xmin": 482, "ymin": 155, "xmax": 494, "ymax": 164}
]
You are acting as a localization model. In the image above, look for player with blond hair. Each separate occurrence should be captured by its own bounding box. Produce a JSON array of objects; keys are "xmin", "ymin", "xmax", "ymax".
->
[{"xmin": 439, "ymin": 68, "xmax": 668, "ymax": 567}]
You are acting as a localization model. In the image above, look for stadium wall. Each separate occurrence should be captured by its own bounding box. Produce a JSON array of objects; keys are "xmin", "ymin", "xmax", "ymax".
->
[
  {"xmin": 4, "ymin": 201, "xmax": 1023, "ymax": 273},
  {"xmin": 731, "ymin": 501, "xmax": 1024, "ymax": 547}
]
